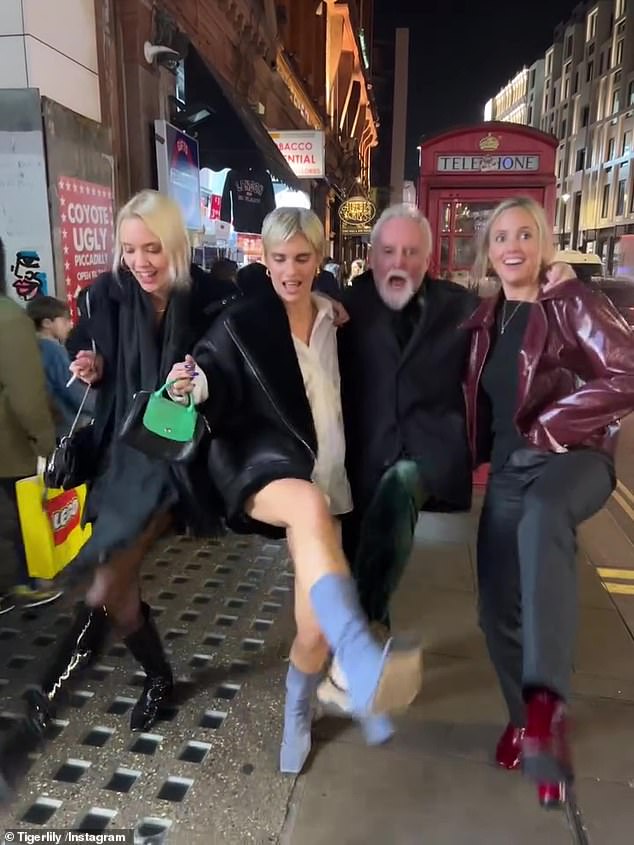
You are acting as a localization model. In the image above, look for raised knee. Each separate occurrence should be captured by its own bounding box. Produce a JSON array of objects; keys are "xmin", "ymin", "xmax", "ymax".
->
[
  {"xmin": 291, "ymin": 483, "xmax": 331, "ymax": 527},
  {"xmin": 294, "ymin": 625, "xmax": 327, "ymax": 656}
]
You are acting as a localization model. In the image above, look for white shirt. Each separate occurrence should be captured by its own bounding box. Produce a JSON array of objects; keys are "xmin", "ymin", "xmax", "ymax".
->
[
  {"xmin": 175, "ymin": 294, "xmax": 352, "ymax": 515},
  {"xmin": 291, "ymin": 294, "xmax": 352, "ymax": 515}
]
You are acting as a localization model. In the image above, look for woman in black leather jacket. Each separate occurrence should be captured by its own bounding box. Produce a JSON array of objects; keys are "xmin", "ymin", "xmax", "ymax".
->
[{"xmin": 169, "ymin": 208, "xmax": 422, "ymax": 774}]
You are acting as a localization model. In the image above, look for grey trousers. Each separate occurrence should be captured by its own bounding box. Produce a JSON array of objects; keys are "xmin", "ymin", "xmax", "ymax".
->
[{"xmin": 477, "ymin": 448, "xmax": 615, "ymax": 726}]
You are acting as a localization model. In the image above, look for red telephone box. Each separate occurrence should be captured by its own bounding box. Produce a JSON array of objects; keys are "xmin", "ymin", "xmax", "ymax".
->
[{"xmin": 418, "ymin": 122, "xmax": 557, "ymax": 285}]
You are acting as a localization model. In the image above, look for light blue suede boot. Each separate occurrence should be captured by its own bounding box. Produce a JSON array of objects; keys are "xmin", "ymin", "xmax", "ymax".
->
[
  {"xmin": 361, "ymin": 713, "xmax": 396, "ymax": 745},
  {"xmin": 279, "ymin": 664, "xmax": 322, "ymax": 774},
  {"xmin": 309, "ymin": 573, "xmax": 422, "ymax": 716}
]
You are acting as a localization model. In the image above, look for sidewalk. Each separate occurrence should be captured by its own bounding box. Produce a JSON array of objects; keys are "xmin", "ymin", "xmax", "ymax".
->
[
  {"xmin": 0, "ymin": 506, "xmax": 633, "ymax": 843},
  {"xmin": 281, "ymin": 507, "xmax": 634, "ymax": 845}
]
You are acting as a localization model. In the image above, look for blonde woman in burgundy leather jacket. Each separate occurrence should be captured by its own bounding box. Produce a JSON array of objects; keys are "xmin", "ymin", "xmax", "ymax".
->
[{"xmin": 462, "ymin": 196, "xmax": 634, "ymax": 810}]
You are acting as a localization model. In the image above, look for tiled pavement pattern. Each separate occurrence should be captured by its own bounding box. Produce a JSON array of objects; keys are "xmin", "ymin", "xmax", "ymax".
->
[{"xmin": 0, "ymin": 533, "xmax": 299, "ymax": 844}]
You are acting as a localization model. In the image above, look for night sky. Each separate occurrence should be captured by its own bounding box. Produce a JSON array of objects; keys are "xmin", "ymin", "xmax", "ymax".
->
[{"xmin": 374, "ymin": 0, "xmax": 578, "ymax": 179}]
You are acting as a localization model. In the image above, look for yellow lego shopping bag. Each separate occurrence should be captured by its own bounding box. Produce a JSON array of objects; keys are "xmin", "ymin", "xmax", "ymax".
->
[{"xmin": 15, "ymin": 476, "xmax": 92, "ymax": 579}]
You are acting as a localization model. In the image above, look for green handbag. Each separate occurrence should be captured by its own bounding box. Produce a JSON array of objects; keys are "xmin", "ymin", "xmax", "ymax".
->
[
  {"xmin": 119, "ymin": 380, "xmax": 206, "ymax": 462},
  {"xmin": 143, "ymin": 380, "xmax": 198, "ymax": 442}
]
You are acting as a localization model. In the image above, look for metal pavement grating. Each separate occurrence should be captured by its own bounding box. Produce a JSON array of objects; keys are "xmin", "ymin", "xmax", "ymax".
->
[{"xmin": 0, "ymin": 532, "xmax": 297, "ymax": 841}]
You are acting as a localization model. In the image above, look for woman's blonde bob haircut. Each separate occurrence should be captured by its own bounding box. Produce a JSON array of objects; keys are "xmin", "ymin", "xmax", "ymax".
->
[
  {"xmin": 113, "ymin": 189, "xmax": 191, "ymax": 289},
  {"xmin": 261, "ymin": 207, "xmax": 325, "ymax": 260},
  {"xmin": 471, "ymin": 196, "xmax": 555, "ymax": 286}
]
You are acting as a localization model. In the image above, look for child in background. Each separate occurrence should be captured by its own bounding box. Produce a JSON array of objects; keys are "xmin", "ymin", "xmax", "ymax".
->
[{"xmin": 26, "ymin": 296, "xmax": 93, "ymax": 439}]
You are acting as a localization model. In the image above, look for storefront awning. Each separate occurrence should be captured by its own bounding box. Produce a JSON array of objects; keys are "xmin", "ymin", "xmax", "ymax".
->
[{"xmin": 184, "ymin": 49, "xmax": 300, "ymax": 190}]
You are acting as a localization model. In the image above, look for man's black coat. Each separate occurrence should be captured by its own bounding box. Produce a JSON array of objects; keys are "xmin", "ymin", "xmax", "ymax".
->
[{"xmin": 338, "ymin": 271, "xmax": 479, "ymax": 539}]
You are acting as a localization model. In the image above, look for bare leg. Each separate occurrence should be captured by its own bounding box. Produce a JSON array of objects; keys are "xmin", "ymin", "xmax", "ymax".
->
[{"xmin": 247, "ymin": 479, "xmax": 421, "ymax": 773}]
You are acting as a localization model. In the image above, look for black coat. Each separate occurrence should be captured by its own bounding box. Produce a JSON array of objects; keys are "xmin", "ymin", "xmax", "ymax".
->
[
  {"xmin": 66, "ymin": 265, "xmax": 236, "ymax": 539},
  {"xmin": 193, "ymin": 294, "xmax": 317, "ymax": 538},
  {"xmin": 339, "ymin": 271, "xmax": 479, "ymax": 518}
]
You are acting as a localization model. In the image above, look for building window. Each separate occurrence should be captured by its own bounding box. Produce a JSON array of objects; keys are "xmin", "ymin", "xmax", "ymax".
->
[
  {"xmin": 561, "ymin": 119, "xmax": 567, "ymax": 138},
  {"xmin": 565, "ymin": 35, "xmax": 573, "ymax": 59},
  {"xmin": 586, "ymin": 60, "xmax": 594, "ymax": 82},
  {"xmin": 616, "ymin": 180, "xmax": 626, "ymax": 217},
  {"xmin": 575, "ymin": 148, "xmax": 585, "ymax": 171},
  {"xmin": 546, "ymin": 52, "xmax": 553, "ymax": 75},
  {"xmin": 601, "ymin": 184, "xmax": 610, "ymax": 218},
  {"xmin": 616, "ymin": 0, "xmax": 626, "ymax": 19},
  {"xmin": 530, "ymin": 68, "xmax": 536, "ymax": 87},
  {"xmin": 564, "ymin": 77, "xmax": 570, "ymax": 99},
  {"xmin": 607, "ymin": 137, "xmax": 615, "ymax": 160},
  {"xmin": 628, "ymin": 80, "xmax": 634, "ymax": 106},
  {"xmin": 573, "ymin": 71, "xmax": 580, "ymax": 94},
  {"xmin": 587, "ymin": 10, "xmax": 597, "ymax": 41},
  {"xmin": 582, "ymin": 105, "xmax": 590, "ymax": 127},
  {"xmin": 623, "ymin": 131, "xmax": 632, "ymax": 157},
  {"xmin": 528, "ymin": 106, "xmax": 533, "ymax": 124},
  {"xmin": 617, "ymin": 20, "xmax": 626, "ymax": 35},
  {"xmin": 612, "ymin": 88, "xmax": 620, "ymax": 114},
  {"xmin": 615, "ymin": 40, "xmax": 624, "ymax": 66}
]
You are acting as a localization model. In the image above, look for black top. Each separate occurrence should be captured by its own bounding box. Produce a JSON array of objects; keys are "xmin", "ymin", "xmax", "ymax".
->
[
  {"xmin": 392, "ymin": 293, "xmax": 424, "ymax": 351},
  {"xmin": 220, "ymin": 167, "xmax": 276, "ymax": 234},
  {"xmin": 481, "ymin": 300, "xmax": 533, "ymax": 471},
  {"xmin": 338, "ymin": 271, "xmax": 478, "ymax": 515}
]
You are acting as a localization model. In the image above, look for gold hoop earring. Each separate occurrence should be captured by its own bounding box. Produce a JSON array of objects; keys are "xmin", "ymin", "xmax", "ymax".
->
[{"xmin": 265, "ymin": 267, "xmax": 271, "ymax": 278}]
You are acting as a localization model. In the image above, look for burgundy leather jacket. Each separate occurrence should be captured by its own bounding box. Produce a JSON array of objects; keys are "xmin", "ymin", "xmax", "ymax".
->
[{"xmin": 462, "ymin": 277, "xmax": 634, "ymax": 463}]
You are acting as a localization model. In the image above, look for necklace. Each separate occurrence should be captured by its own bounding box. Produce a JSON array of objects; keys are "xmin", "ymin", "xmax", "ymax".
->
[{"xmin": 500, "ymin": 301, "xmax": 523, "ymax": 335}]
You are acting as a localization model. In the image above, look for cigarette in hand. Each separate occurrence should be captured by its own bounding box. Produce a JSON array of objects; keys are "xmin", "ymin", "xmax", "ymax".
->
[{"xmin": 66, "ymin": 374, "xmax": 77, "ymax": 388}]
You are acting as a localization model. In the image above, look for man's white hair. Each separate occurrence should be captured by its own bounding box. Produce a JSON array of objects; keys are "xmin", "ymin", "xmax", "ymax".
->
[{"xmin": 370, "ymin": 204, "xmax": 432, "ymax": 252}]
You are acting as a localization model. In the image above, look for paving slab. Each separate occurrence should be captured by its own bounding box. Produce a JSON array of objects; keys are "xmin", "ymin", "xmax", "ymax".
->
[{"xmin": 281, "ymin": 740, "xmax": 572, "ymax": 845}]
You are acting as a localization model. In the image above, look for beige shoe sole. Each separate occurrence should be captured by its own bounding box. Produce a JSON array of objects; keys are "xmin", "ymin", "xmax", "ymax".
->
[{"xmin": 370, "ymin": 639, "xmax": 423, "ymax": 715}]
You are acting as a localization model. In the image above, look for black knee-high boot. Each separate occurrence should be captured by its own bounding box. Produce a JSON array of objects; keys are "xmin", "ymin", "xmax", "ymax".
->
[
  {"xmin": 0, "ymin": 604, "xmax": 109, "ymax": 802},
  {"xmin": 25, "ymin": 604, "xmax": 110, "ymax": 734},
  {"xmin": 124, "ymin": 602, "xmax": 173, "ymax": 732}
]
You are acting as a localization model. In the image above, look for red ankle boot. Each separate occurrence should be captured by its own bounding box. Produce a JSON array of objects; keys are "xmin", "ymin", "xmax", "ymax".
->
[
  {"xmin": 538, "ymin": 782, "xmax": 566, "ymax": 809},
  {"xmin": 522, "ymin": 690, "xmax": 572, "ymax": 808},
  {"xmin": 495, "ymin": 722, "xmax": 524, "ymax": 770}
]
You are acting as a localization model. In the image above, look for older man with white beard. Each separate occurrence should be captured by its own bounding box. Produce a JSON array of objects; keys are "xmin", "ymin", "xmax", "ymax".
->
[
  {"xmin": 339, "ymin": 204, "xmax": 479, "ymax": 626},
  {"xmin": 315, "ymin": 204, "xmax": 479, "ymax": 736}
]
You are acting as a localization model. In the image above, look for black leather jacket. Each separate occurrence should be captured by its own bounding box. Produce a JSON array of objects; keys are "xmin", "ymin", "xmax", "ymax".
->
[{"xmin": 194, "ymin": 293, "xmax": 317, "ymax": 537}]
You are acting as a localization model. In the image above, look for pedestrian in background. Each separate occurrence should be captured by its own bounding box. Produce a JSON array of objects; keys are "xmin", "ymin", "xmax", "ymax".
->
[
  {"xmin": 0, "ymin": 236, "xmax": 60, "ymax": 613},
  {"xmin": 463, "ymin": 196, "xmax": 634, "ymax": 808},
  {"xmin": 347, "ymin": 258, "xmax": 366, "ymax": 285},
  {"xmin": 26, "ymin": 295, "xmax": 94, "ymax": 439}
]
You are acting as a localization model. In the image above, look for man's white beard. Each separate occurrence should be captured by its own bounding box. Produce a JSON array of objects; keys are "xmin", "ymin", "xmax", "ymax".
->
[{"xmin": 376, "ymin": 271, "xmax": 417, "ymax": 311}]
